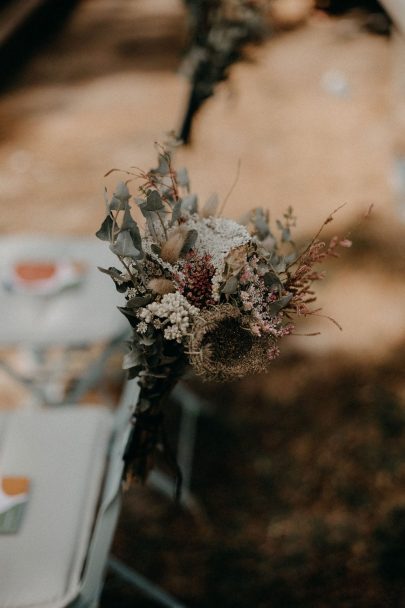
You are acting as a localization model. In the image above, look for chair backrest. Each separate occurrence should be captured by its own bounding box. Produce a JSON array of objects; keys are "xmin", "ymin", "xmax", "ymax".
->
[
  {"xmin": 0, "ymin": 377, "xmax": 140, "ymax": 608},
  {"xmin": 72, "ymin": 377, "xmax": 140, "ymax": 608}
]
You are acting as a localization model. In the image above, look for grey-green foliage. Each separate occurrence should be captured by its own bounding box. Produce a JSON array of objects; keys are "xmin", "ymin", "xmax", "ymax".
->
[{"xmin": 96, "ymin": 183, "xmax": 144, "ymax": 260}]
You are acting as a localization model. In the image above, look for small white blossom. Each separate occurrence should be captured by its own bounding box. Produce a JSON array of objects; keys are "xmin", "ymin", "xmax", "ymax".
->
[
  {"xmin": 137, "ymin": 292, "xmax": 199, "ymax": 342},
  {"xmin": 137, "ymin": 321, "xmax": 148, "ymax": 334}
]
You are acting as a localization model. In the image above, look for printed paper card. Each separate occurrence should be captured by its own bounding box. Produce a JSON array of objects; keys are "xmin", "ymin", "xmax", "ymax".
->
[{"xmin": 0, "ymin": 476, "xmax": 30, "ymax": 534}]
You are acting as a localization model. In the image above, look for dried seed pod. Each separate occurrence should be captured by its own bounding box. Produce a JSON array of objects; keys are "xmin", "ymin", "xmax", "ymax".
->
[
  {"xmin": 160, "ymin": 227, "xmax": 188, "ymax": 264},
  {"xmin": 147, "ymin": 278, "xmax": 176, "ymax": 295}
]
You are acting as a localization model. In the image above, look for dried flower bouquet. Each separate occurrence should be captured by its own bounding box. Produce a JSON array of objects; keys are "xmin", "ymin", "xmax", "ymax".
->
[{"xmin": 96, "ymin": 145, "xmax": 350, "ymax": 486}]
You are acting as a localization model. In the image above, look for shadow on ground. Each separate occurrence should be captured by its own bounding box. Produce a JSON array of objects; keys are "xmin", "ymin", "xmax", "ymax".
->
[{"xmin": 101, "ymin": 334, "xmax": 405, "ymax": 607}]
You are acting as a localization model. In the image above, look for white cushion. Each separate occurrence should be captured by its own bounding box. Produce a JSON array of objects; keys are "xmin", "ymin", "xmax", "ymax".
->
[
  {"xmin": 0, "ymin": 236, "xmax": 127, "ymax": 347},
  {"xmin": 0, "ymin": 406, "xmax": 113, "ymax": 608}
]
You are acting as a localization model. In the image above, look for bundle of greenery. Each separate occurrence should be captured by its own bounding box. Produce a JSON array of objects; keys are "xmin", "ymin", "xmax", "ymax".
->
[{"xmin": 96, "ymin": 144, "xmax": 350, "ymax": 487}]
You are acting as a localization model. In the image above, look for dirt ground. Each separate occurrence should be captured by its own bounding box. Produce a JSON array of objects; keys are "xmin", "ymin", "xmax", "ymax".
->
[{"xmin": 0, "ymin": 1, "xmax": 404, "ymax": 606}]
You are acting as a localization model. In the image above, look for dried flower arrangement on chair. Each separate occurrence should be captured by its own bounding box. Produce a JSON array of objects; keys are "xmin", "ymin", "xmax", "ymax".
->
[{"xmin": 96, "ymin": 144, "xmax": 351, "ymax": 487}]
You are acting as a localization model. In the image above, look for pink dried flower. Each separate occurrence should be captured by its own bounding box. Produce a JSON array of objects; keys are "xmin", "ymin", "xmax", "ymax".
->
[{"xmin": 177, "ymin": 252, "xmax": 216, "ymax": 309}]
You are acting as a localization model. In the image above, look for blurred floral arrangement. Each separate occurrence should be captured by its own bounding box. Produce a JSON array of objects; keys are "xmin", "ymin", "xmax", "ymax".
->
[{"xmin": 96, "ymin": 144, "xmax": 351, "ymax": 487}]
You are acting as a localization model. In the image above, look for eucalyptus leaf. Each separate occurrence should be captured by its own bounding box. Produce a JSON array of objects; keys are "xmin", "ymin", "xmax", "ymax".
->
[
  {"xmin": 123, "ymin": 348, "xmax": 143, "ymax": 370},
  {"xmin": 170, "ymin": 200, "xmax": 182, "ymax": 226},
  {"xmin": 274, "ymin": 259, "xmax": 287, "ymax": 273},
  {"xmin": 101, "ymin": 268, "xmax": 131, "ymax": 292},
  {"xmin": 154, "ymin": 153, "xmax": 170, "ymax": 176},
  {"xmin": 110, "ymin": 230, "xmax": 142, "ymax": 259},
  {"xmin": 181, "ymin": 229, "xmax": 198, "ymax": 254},
  {"xmin": 122, "ymin": 207, "xmax": 143, "ymax": 254},
  {"xmin": 121, "ymin": 206, "xmax": 135, "ymax": 230},
  {"xmin": 181, "ymin": 194, "xmax": 198, "ymax": 214},
  {"xmin": 221, "ymin": 275, "xmax": 239, "ymax": 295},
  {"xmin": 95, "ymin": 215, "xmax": 114, "ymax": 241},
  {"xmin": 254, "ymin": 209, "xmax": 270, "ymax": 240},
  {"xmin": 263, "ymin": 272, "xmax": 283, "ymax": 290},
  {"xmin": 118, "ymin": 306, "xmax": 139, "ymax": 327},
  {"xmin": 97, "ymin": 266, "xmax": 125, "ymax": 280},
  {"xmin": 108, "ymin": 196, "xmax": 125, "ymax": 211},
  {"xmin": 267, "ymin": 293, "xmax": 293, "ymax": 316},
  {"xmin": 114, "ymin": 181, "xmax": 130, "ymax": 202},
  {"xmin": 139, "ymin": 335, "xmax": 156, "ymax": 347},
  {"xmin": 201, "ymin": 193, "xmax": 219, "ymax": 217},
  {"xmin": 146, "ymin": 190, "xmax": 164, "ymax": 211},
  {"xmin": 284, "ymin": 252, "xmax": 298, "ymax": 266},
  {"xmin": 139, "ymin": 202, "xmax": 150, "ymax": 218},
  {"xmin": 176, "ymin": 167, "xmax": 189, "ymax": 188},
  {"xmin": 126, "ymin": 295, "xmax": 153, "ymax": 308},
  {"xmin": 281, "ymin": 227, "xmax": 291, "ymax": 243}
]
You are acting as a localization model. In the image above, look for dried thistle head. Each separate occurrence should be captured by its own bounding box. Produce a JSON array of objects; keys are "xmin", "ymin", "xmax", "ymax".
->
[
  {"xmin": 160, "ymin": 227, "xmax": 188, "ymax": 264},
  {"xmin": 188, "ymin": 304, "xmax": 278, "ymax": 382}
]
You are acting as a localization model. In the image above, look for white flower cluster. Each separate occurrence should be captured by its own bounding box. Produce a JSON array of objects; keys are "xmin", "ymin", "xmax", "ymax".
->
[
  {"xmin": 137, "ymin": 292, "xmax": 199, "ymax": 342},
  {"xmin": 186, "ymin": 216, "xmax": 250, "ymax": 265}
]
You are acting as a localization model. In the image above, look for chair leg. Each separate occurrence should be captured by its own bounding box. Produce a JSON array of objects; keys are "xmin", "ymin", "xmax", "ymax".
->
[{"xmin": 108, "ymin": 556, "xmax": 188, "ymax": 608}]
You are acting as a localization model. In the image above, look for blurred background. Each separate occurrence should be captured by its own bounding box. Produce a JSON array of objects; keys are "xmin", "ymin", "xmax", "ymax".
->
[{"xmin": 0, "ymin": 0, "xmax": 404, "ymax": 606}]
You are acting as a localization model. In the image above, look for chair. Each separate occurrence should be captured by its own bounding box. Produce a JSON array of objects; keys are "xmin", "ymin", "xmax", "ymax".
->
[
  {"xmin": 0, "ymin": 234, "xmax": 191, "ymax": 607},
  {"xmin": 0, "ymin": 234, "xmax": 207, "ymax": 511},
  {"xmin": 0, "ymin": 234, "xmax": 129, "ymax": 407},
  {"xmin": 0, "ymin": 377, "xmax": 188, "ymax": 608}
]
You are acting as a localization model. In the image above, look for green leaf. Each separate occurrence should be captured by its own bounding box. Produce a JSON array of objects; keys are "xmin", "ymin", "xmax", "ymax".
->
[
  {"xmin": 126, "ymin": 295, "xmax": 153, "ymax": 308},
  {"xmin": 95, "ymin": 215, "xmax": 114, "ymax": 241},
  {"xmin": 221, "ymin": 275, "xmax": 239, "ymax": 294},
  {"xmin": 98, "ymin": 267, "xmax": 131, "ymax": 292},
  {"xmin": 97, "ymin": 266, "xmax": 125, "ymax": 281},
  {"xmin": 284, "ymin": 252, "xmax": 297, "ymax": 266},
  {"xmin": 181, "ymin": 194, "xmax": 198, "ymax": 214},
  {"xmin": 139, "ymin": 202, "xmax": 151, "ymax": 218},
  {"xmin": 146, "ymin": 190, "xmax": 164, "ymax": 211},
  {"xmin": 170, "ymin": 200, "xmax": 182, "ymax": 226},
  {"xmin": 201, "ymin": 193, "xmax": 219, "ymax": 217},
  {"xmin": 114, "ymin": 181, "xmax": 130, "ymax": 202},
  {"xmin": 154, "ymin": 153, "xmax": 170, "ymax": 176},
  {"xmin": 139, "ymin": 335, "xmax": 156, "ymax": 347},
  {"xmin": 122, "ymin": 207, "xmax": 143, "ymax": 254},
  {"xmin": 118, "ymin": 306, "xmax": 139, "ymax": 327},
  {"xmin": 281, "ymin": 227, "xmax": 291, "ymax": 242},
  {"xmin": 263, "ymin": 272, "xmax": 283, "ymax": 290},
  {"xmin": 254, "ymin": 209, "xmax": 270, "ymax": 240},
  {"xmin": 176, "ymin": 167, "xmax": 189, "ymax": 188},
  {"xmin": 109, "ymin": 196, "xmax": 127, "ymax": 211},
  {"xmin": 181, "ymin": 229, "xmax": 198, "ymax": 254},
  {"xmin": 123, "ymin": 347, "xmax": 143, "ymax": 370},
  {"xmin": 110, "ymin": 230, "xmax": 142, "ymax": 259},
  {"xmin": 267, "ymin": 293, "xmax": 293, "ymax": 316},
  {"xmin": 274, "ymin": 259, "xmax": 287, "ymax": 273}
]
